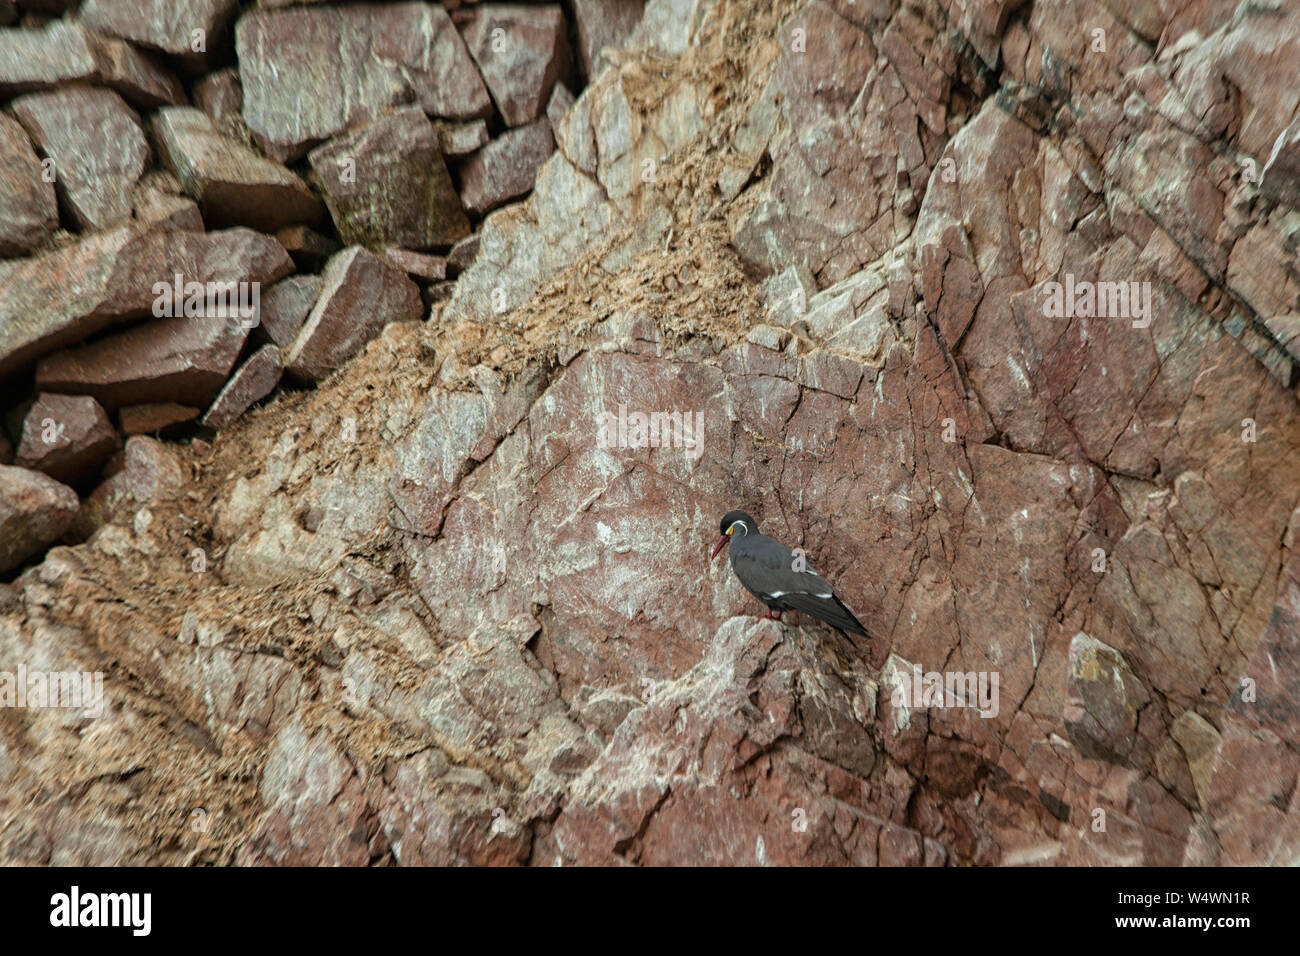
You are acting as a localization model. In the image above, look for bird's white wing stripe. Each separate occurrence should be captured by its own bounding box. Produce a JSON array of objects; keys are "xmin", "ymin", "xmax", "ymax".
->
[{"xmin": 769, "ymin": 590, "xmax": 834, "ymax": 599}]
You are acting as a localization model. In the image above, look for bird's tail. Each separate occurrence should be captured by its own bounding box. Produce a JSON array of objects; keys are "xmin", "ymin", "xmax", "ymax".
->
[
  {"xmin": 834, "ymin": 628, "xmax": 861, "ymax": 650},
  {"xmin": 832, "ymin": 596, "xmax": 870, "ymax": 644}
]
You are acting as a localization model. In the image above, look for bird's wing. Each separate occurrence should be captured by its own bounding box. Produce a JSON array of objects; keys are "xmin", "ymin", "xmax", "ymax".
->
[
  {"xmin": 731, "ymin": 533, "xmax": 806, "ymax": 601},
  {"xmin": 776, "ymin": 591, "xmax": 869, "ymax": 640},
  {"xmin": 732, "ymin": 536, "xmax": 851, "ymax": 613}
]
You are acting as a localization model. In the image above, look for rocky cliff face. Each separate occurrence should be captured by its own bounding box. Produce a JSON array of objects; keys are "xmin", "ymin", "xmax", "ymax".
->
[{"xmin": 1, "ymin": 0, "xmax": 1299, "ymax": 866}]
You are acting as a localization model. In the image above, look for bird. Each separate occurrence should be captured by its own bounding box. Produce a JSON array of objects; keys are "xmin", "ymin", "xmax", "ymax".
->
[{"xmin": 710, "ymin": 509, "xmax": 869, "ymax": 648}]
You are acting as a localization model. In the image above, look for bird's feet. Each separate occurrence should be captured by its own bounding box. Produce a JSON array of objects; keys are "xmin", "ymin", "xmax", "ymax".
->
[{"xmin": 757, "ymin": 609, "xmax": 784, "ymax": 623}]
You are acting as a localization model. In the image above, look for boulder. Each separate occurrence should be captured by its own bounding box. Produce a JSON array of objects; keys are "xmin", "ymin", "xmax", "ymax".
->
[
  {"xmin": 283, "ymin": 247, "xmax": 422, "ymax": 384},
  {"xmin": 0, "ymin": 113, "xmax": 58, "ymax": 256},
  {"xmin": 11, "ymin": 87, "xmax": 149, "ymax": 231},
  {"xmin": 34, "ymin": 314, "xmax": 252, "ymax": 410},
  {"xmin": 153, "ymin": 106, "xmax": 324, "ymax": 232},
  {"xmin": 237, "ymin": 3, "xmax": 491, "ymax": 161},
  {"xmin": 0, "ymin": 19, "xmax": 98, "ymax": 96},
  {"xmin": 79, "ymin": 0, "xmax": 239, "ymax": 63},
  {"xmin": 14, "ymin": 393, "xmax": 119, "ymax": 485},
  {"xmin": 0, "ymin": 226, "xmax": 290, "ymax": 380},
  {"xmin": 458, "ymin": 4, "xmax": 573, "ymax": 127},
  {"xmin": 86, "ymin": 31, "xmax": 187, "ymax": 108},
  {"xmin": 308, "ymin": 107, "xmax": 469, "ymax": 249},
  {"xmin": 202, "ymin": 344, "xmax": 282, "ymax": 428},
  {"xmin": 457, "ymin": 118, "xmax": 555, "ymax": 217},
  {"xmin": 0, "ymin": 464, "xmax": 79, "ymax": 574}
]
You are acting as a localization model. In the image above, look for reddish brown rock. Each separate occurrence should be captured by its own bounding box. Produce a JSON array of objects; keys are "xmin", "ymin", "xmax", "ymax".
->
[
  {"xmin": 15, "ymin": 393, "xmax": 119, "ymax": 486},
  {"xmin": 0, "ymin": 113, "xmax": 58, "ymax": 256},
  {"xmin": 1193, "ymin": 528, "xmax": 1300, "ymax": 862},
  {"xmin": 384, "ymin": 249, "xmax": 448, "ymax": 283},
  {"xmin": 0, "ymin": 464, "xmax": 79, "ymax": 573},
  {"xmin": 458, "ymin": 4, "xmax": 573, "ymax": 127},
  {"xmin": 153, "ymin": 106, "xmax": 324, "ymax": 232},
  {"xmin": 0, "ymin": 19, "xmax": 97, "ymax": 96},
  {"xmin": 447, "ymin": 233, "xmax": 480, "ymax": 275},
  {"xmin": 11, "ymin": 87, "xmax": 149, "ymax": 231},
  {"xmin": 457, "ymin": 118, "xmax": 555, "ymax": 217},
  {"xmin": 422, "ymin": 280, "xmax": 456, "ymax": 311},
  {"xmin": 0, "ymin": 226, "xmax": 290, "ymax": 380},
  {"xmin": 236, "ymin": 3, "xmax": 491, "ymax": 162},
  {"xmin": 570, "ymin": 0, "xmax": 645, "ymax": 80},
  {"xmin": 76, "ymin": 435, "xmax": 183, "ymax": 535},
  {"xmin": 283, "ymin": 247, "xmax": 422, "ymax": 384},
  {"xmin": 433, "ymin": 118, "xmax": 489, "ymax": 158},
  {"xmin": 308, "ymin": 106, "xmax": 469, "ymax": 249},
  {"xmin": 79, "ymin": 0, "xmax": 239, "ymax": 62},
  {"xmin": 118, "ymin": 402, "xmax": 200, "ymax": 435},
  {"xmin": 0, "ymin": 228, "xmax": 135, "ymax": 379},
  {"xmin": 1064, "ymin": 632, "xmax": 1151, "ymax": 765},
  {"xmin": 202, "ymin": 344, "xmax": 282, "ymax": 428},
  {"xmin": 546, "ymin": 81, "xmax": 574, "ymax": 130},
  {"xmin": 731, "ymin": 0, "xmax": 925, "ymax": 285},
  {"xmin": 86, "ymin": 31, "xmax": 187, "ymax": 109},
  {"xmin": 133, "ymin": 183, "xmax": 205, "ymax": 232},
  {"xmin": 193, "ymin": 67, "xmax": 241, "ymax": 123},
  {"xmin": 34, "ymin": 313, "xmax": 252, "ymax": 410},
  {"xmin": 256, "ymin": 275, "xmax": 321, "ymax": 349},
  {"xmin": 275, "ymin": 225, "xmax": 340, "ymax": 273}
]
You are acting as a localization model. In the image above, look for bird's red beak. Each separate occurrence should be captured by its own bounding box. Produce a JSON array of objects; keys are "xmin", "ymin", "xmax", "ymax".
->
[{"xmin": 710, "ymin": 534, "xmax": 729, "ymax": 560}]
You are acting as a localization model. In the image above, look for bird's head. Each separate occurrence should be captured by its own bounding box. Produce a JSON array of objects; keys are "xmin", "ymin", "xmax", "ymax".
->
[{"xmin": 711, "ymin": 510, "xmax": 757, "ymax": 559}]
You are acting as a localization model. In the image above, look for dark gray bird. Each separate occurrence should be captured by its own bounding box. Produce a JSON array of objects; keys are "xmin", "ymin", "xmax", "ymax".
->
[{"xmin": 710, "ymin": 509, "xmax": 869, "ymax": 648}]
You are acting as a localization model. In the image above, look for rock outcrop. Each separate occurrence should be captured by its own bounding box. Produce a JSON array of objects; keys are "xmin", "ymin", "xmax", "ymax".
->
[{"xmin": 1, "ymin": 0, "xmax": 1298, "ymax": 869}]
